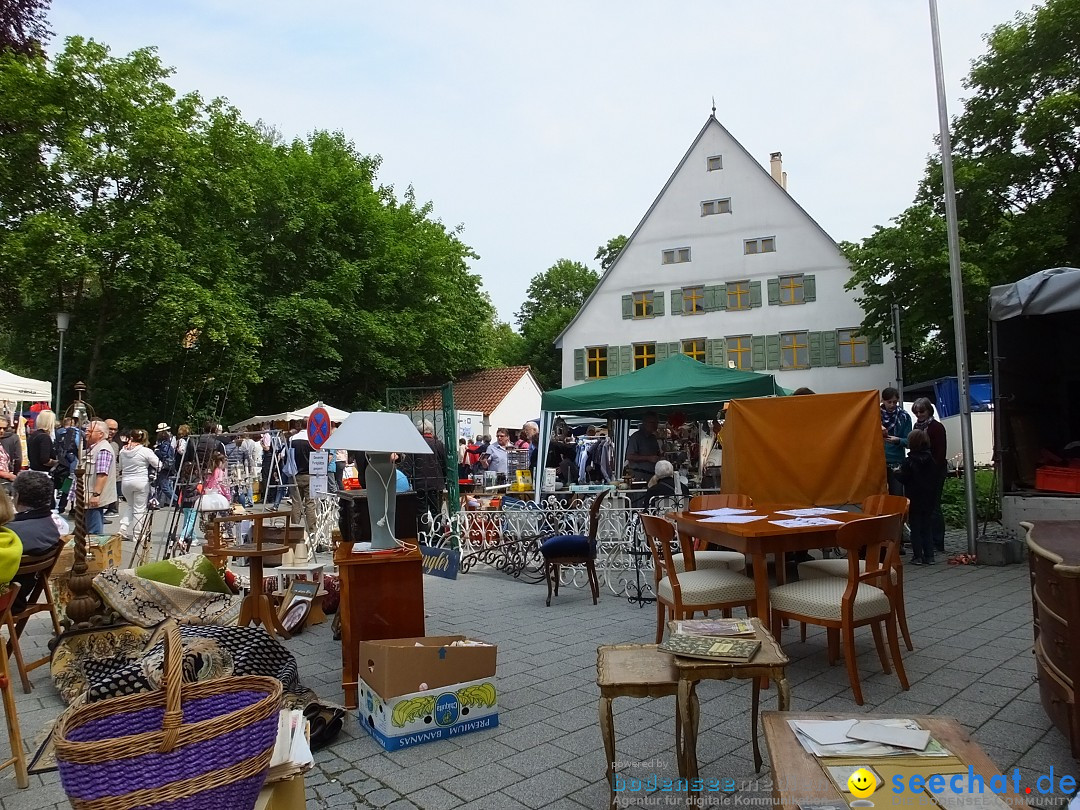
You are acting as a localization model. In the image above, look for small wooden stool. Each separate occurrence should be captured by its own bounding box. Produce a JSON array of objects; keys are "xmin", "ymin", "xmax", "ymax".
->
[{"xmin": 596, "ymin": 644, "xmax": 692, "ymax": 810}]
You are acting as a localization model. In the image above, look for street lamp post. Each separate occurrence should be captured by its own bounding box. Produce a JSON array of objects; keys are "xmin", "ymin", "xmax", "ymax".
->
[{"xmin": 55, "ymin": 312, "xmax": 70, "ymax": 413}]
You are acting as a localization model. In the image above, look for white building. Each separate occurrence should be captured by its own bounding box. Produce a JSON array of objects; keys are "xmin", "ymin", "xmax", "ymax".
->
[{"xmin": 556, "ymin": 114, "xmax": 897, "ymax": 394}]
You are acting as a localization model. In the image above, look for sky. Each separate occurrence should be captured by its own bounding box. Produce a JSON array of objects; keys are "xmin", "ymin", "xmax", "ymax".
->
[{"xmin": 50, "ymin": 1, "xmax": 1037, "ymax": 325}]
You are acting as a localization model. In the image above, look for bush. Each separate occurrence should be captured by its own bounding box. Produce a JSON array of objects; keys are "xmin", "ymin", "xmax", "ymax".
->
[{"xmin": 941, "ymin": 469, "xmax": 1000, "ymax": 528}]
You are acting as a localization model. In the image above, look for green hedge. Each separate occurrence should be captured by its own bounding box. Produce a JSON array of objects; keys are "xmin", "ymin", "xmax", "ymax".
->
[{"xmin": 941, "ymin": 469, "xmax": 1000, "ymax": 528}]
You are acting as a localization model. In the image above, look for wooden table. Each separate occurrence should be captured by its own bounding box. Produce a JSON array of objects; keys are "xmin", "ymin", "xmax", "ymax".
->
[
  {"xmin": 228, "ymin": 543, "xmax": 290, "ymax": 639},
  {"xmin": 596, "ymin": 644, "xmax": 691, "ymax": 810},
  {"xmin": 762, "ymin": 712, "xmax": 1032, "ymax": 810},
  {"xmin": 674, "ymin": 617, "xmax": 790, "ymax": 794},
  {"xmin": 672, "ymin": 507, "xmax": 868, "ymax": 632}
]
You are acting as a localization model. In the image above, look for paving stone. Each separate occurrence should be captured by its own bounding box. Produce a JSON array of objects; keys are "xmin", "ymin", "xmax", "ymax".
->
[
  {"xmin": 501, "ymin": 768, "xmax": 589, "ymax": 809},
  {"xmin": 406, "ymin": 784, "xmax": 462, "ymax": 810},
  {"xmin": 443, "ymin": 762, "xmax": 520, "ymax": 802},
  {"xmin": 379, "ymin": 758, "xmax": 460, "ymax": 794}
]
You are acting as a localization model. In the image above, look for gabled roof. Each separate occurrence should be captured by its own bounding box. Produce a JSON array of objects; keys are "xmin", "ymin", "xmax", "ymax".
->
[
  {"xmin": 555, "ymin": 114, "xmax": 844, "ymax": 348},
  {"xmin": 410, "ymin": 366, "xmax": 537, "ymax": 415}
]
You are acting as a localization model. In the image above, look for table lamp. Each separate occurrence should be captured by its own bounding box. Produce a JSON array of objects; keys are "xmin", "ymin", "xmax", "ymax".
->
[{"xmin": 322, "ymin": 412, "xmax": 433, "ymax": 549}]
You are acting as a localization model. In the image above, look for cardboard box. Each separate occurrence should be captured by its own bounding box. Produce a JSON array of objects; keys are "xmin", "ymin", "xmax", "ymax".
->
[
  {"xmin": 55, "ymin": 534, "xmax": 123, "ymax": 576},
  {"xmin": 358, "ymin": 635, "xmax": 497, "ymax": 699},
  {"xmin": 358, "ymin": 676, "xmax": 498, "ymax": 751}
]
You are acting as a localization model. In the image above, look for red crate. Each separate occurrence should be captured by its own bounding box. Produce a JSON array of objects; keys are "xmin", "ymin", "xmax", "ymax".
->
[{"xmin": 1035, "ymin": 466, "xmax": 1080, "ymax": 494}]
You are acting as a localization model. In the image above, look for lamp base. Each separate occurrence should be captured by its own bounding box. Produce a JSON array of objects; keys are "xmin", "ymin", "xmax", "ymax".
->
[{"xmin": 365, "ymin": 453, "xmax": 399, "ymax": 550}]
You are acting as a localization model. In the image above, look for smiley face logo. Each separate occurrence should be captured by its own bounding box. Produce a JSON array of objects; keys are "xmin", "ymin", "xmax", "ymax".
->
[{"xmin": 848, "ymin": 767, "xmax": 878, "ymax": 799}]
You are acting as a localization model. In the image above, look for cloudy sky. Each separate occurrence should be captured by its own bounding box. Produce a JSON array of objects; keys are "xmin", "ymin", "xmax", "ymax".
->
[{"xmin": 51, "ymin": 1, "xmax": 1035, "ymax": 324}]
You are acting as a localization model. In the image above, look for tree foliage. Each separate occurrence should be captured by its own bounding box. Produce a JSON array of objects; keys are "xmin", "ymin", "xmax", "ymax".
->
[
  {"xmin": 595, "ymin": 234, "xmax": 627, "ymax": 272},
  {"xmin": 843, "ymin": 0, "xmax": 1080, "ymax": 382},
  {"xmin": 0, "ymin": 0, "xmax": 50, "ymax": 55},
  {"xmin": 0, "ymin": 37, "xmax": 500, "ymax": 426}
]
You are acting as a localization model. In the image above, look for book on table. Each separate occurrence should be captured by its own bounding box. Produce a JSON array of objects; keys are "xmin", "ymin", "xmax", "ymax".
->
[
  {"xmin": 659, "ymin": 633, "xmax": 761, "ymax": 662},
  {"xmin": 668, "ymin": 618, "xmax": 756, "ymax": 637}
]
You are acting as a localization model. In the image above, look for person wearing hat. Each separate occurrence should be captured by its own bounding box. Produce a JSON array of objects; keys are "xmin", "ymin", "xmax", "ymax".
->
[{"xmin": 153, "ymin": 423, "xmax": 177, "ymax": 507}]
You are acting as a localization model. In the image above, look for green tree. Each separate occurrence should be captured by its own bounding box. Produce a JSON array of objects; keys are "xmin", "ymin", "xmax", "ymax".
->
[
  {"xmin": 514, "ymin": 259, "xmax": 599, "ymax": 389},
  {"xmin": 595, "ymin": 234, "xmax": 628, "ymax": 272},
  {"xmin": 843, "ymin": 0, "xmax": 1080, "ymax": 382}
]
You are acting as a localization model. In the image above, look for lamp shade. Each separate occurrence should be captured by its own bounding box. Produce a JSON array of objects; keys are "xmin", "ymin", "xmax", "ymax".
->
[
  {"xmin": 321, "ymin": 412, "xmax": 434, "ymax": 454},
  {"xmin": 56, "ymin": 312, "xmax": 70, "ymax": 332}
]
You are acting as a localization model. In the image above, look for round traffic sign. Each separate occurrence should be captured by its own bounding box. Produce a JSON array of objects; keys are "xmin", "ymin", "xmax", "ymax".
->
[{"xmin": 307, "ymin": 406, "xmax": 331, "ymax": 449}]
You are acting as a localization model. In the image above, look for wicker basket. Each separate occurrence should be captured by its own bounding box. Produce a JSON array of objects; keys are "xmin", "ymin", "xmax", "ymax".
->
[{"xmin": 54, "ymin": 621, "xmax": 282, "ymax": 810}]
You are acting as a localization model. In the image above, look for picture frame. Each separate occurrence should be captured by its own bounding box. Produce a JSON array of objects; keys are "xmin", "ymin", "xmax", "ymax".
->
[{"xmin": 281, "ymin": 600, "xmax": 312, "ymax": 634}]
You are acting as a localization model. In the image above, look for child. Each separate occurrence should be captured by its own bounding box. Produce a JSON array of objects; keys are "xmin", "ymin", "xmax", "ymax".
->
[
  {"xmin": 205, "ymin": 450, "xmax": 230, "ymax": 501},
  {"xmin": 896, "ymin": 429, "xmax": 937, "ymax": 565},
  {"xmin": 175, "ymin": 459, "xmax": 200, "ymax": 554}
]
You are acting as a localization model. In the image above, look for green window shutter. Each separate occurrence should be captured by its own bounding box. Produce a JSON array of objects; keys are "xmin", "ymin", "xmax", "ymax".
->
[
  {"xmin": 823, "ymin": 330, "xmax": 839, "ymax": 366},
  {"xmin": 716, "ymin": 283, "xmax": 727, "ymax": 310},
  {"xmin": 668, "ymin": 342, "xmax": 680, "ymax": 358},
  {"xmin": 808, "ymin": 332, "xmax": 823, "ymax": 367},
  {"xmin": 868, "ymin": 335, "xmax": 884, "ymax": 365},
  {"xmin": 574, "ymin": 349, "xmax": 585, "ymax": 380},
  {"xmin": 749, "ymin": 280, "xmax": 763, "ymax": 308},
  {"xmin": 607, "ymin": 345, "xmax": 620, "ymax": 375},
  {"xmin": 621, "ymin": 295, "xmax": 633, "ymax": 319},
  {"xmin": 751, "ymin": 336, "xmax": 767, "ymax": 370},
  {"xmin": 765, "ymin": 334, "xmax": 781, "ymax": 370},
  {"xmin": 652, "ymin": 292, "xmax": 665, "ymax": 316},
  {"xmin": 706, "ymin": 339, "xmax": 725, "ymax": 367},
  {"xmin": 656, "ymin": 342, "xmax": 669, "ymax": 362},
  {"xmin": 767, "ymin": 278, "xmax": 780, "ymax": 305},
  {"xmin": 803, "ymin": 275, "xmax": 816, "ymax": 302},
  {"xmin": 619, "ymin": 345, "xmax": 633, "ymax": 374},
  {"xmin": 670, "ymin": 289, "xmax": 683, "ymax": 315},
  {"xmin": 703, "ymin": 286, "xmax": 716, "ymax": 312}
]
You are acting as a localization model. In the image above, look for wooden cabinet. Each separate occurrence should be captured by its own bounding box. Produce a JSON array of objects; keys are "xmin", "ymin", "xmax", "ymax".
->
[{"xmin": 1025, "ymin": 521, "xmax": 1080, "ymax": 759}]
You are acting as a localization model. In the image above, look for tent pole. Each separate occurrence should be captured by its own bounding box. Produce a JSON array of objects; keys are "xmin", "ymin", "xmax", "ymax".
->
[{"xmin": 929, "ymin": 0, "xmax": 978, "ymax": 554}]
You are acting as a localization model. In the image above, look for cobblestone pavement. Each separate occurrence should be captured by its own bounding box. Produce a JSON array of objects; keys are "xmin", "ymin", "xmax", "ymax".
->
[{"xmin": 0, "ymin": 525, "xmax": 1073, "ymax": 809}]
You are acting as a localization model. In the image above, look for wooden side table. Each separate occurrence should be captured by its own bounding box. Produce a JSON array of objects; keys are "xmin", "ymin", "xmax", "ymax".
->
[
  {"xmin": 673, "ymin": 617, "xmax": 790, "ymax": 794},
  {"xmin": 218, "ymin": 510, "xmax": 295, "ymax": 640},
  {"xmin": 596, "ymin": 644, "xmax": 692, "ymax": 810}
]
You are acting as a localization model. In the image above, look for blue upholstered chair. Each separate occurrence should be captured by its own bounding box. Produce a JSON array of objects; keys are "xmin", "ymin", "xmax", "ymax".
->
[{"xmin": 541, "ymin": 491, "xmax": 608, "ymax": 607}]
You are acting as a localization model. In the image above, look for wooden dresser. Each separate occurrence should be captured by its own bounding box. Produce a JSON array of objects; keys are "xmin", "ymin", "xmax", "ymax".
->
[{"xmin": 1024, "ymin": 520, "xmax": 1080, "ymax": 759}]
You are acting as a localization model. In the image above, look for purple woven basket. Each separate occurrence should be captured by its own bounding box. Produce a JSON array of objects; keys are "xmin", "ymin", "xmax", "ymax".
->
[{"xmin": 54, "ymin": 623, "xmax": 283, "ymax": 810}]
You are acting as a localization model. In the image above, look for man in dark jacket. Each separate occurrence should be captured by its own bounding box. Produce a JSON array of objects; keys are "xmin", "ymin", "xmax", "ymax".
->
[
  {"xmin": 407, "ymin": 419, "xmax": 446, "ymax": 521},
  {"xmin": 8, "ymin": 471, "xmax": 63, "ymax": 612}
]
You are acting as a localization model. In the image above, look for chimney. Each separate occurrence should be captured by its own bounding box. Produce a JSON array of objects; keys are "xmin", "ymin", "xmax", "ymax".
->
[{"xmin": 770, "ymin": 152, "xmax": 787, "ymax": 191}]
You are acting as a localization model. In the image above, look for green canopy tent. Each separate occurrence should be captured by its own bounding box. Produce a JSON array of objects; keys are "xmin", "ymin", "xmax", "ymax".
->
[{"xmin": 535, "ymin": 354, "xmax": 786, "ymax": 499}]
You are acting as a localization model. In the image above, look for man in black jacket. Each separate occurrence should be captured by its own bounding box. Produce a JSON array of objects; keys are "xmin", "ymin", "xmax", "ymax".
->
[{"xmin": 8, "ymin": 472, "xmax": 63, "ymax": 612}]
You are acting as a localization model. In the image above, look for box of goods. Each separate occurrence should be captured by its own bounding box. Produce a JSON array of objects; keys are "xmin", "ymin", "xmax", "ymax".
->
[
  {"xmin": 357, "ymin": 635, "xmax": 497, "ymax": 751},
  {"xmin": 1035, "ymin": 466, "xmax": 1080, "ymax": 494},
  {"xmin": 51, "ymin": 534, "xmax": 125, "ymax": 606}
]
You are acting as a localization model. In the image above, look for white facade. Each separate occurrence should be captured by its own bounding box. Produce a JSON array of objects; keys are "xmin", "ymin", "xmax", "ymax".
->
[
  {"xmin": 487, "ymin": 373, "xmax": 543, "ymax": 434},
  {"xmin": 557, "ymin": 116, "xmax": 897, "ymax": 394}
]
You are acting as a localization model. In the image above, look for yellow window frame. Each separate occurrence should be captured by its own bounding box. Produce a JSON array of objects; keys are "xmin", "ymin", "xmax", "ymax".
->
[
  {"xmin": 587, "ymin": 346, "xmax": 608, "ymax": 378},
  {"xmin": 779, "ymin": 274, "xmax": 803, "ymax": 305},
  {"xmin": 727, "ymin": 281, "xmax": 750, "ymax": 311},
  {"xmin": 633, "ymin": 291, "xmax": 653, "ymax": 319},
  {"xmin": 684, "ymin": 286, "xmax": 704, "ymax": 314},
  {"xmin": 633, "ymin": 343, "xmax": 656, "ymax": 370},
  {"xmin": 838, "ymin": 329, "xmax": 868, "ymax": 366},
  {"xmin": 781, "ymin": 331, "xmax": 809, "ymax": 369},
  {"xmin": 728, "ymin": 335, "xmax": 751, "ymax": 369},
  {"xmin": 682, "ymin": 339, "xmax": 705, "ymax": 363}
]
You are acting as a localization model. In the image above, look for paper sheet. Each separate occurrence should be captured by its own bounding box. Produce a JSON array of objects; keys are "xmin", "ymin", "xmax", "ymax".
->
[
  {"xmin": 848, "ymin": 721, "xmax": 931, "ymax": 750},
  {"xmin": 692, "ymin": 508, "xmax": 757, "ymax": 516},
  {"xmin": 792, "ymin": 719, "xmax": 858, "ymax": 745},
  {"xmin": 770, "ymin": 517, "xmax": 845, "ymax": 528},
  {"xmin": 775, "ymin": 508, "xmax": 848, "ymax": 517},
  {"xmin": 700, "ymin": 514, "xmax": 768, "ymax": 524}
]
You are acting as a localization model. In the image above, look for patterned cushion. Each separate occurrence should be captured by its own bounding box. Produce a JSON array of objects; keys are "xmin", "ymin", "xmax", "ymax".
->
[
  {"xmin": 673, "ymin": 550, "xmax": 746, "ymax": 574},
  {"xmin": 798, "ymin": 559, "xmax": 897, "ymax": 584},
  {"xmin": 770, "ymin": 579, "xmax": 890, "ymax": 621},
  {"xmin": 541, "ymin": 535, "xmax": 590, "ymax": 559},
  {"xmin": 657, "ymin": 569, "xmax": 755, "ymax": 606},
  {"xmin": 135, "ymin": 553, "xmax": 229, "ymax": 594}
]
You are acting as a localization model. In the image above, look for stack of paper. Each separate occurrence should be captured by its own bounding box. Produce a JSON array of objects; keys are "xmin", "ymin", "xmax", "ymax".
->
[
  {"xmin": 670, "ymin": 618, "xmax": 756, "ymax": 637},
  {"xmin": 692, "ymin": 507, "xmax": 757, "ymax": 516},
  {"xmin": 788, "ymin": 718, "xmax": 950, "ymax": 758},
  {"xmin": 268, "ymin": 709, "xmax": 315, "ymax": 783}
]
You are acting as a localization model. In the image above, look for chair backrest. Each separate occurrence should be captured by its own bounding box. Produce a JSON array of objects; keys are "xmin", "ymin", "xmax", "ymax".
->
[
  {"xmin": 17, "ymin": 543, "xmax": 65, "ymax": 578},
  {"xmin": 638, "ymin": 513, "xmax": 677, "ymax": 584},
  {"xmin": 862, "ymin": 494, "xmax": 909, "ymax": 520},
  {"xmin": 834, "ymin": 513, "xmax": 906, "ymax": 588},
  {"xmin": 688, "ymin": 493, "xmax": 752, "ymax": 511},
  {"xmin": 586, "ymin": 490, "xmax": 609, "ymax": 543}
]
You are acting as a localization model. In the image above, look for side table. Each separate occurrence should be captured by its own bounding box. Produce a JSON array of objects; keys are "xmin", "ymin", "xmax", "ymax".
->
[
  {"xmin": 596, "ymin": 644, "xmax": 692, "ymax": 810},
  {"xmin": 673, "ymin": 617, "xmax": 790, "ymax": 794}
]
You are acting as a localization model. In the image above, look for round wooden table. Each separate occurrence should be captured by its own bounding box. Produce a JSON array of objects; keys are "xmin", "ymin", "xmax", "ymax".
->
[{"xmin": 228, "ymin": 543, "xmax": 290, "ymax": 639}]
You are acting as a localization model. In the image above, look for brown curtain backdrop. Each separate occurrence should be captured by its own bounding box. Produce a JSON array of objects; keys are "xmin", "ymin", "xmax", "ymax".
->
[{"xmin": 720, "ymin": 390, "xmax": 887, "ymax": 505}]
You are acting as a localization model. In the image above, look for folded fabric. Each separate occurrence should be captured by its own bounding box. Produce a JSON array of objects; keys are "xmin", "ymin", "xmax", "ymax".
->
[
  {"xmin": 94, "ymin": 567, "xmax": 241, "ymax": 628},
  {"xmin": 135, "ymin": 552, "xmax": 229, "ymax": 594}
]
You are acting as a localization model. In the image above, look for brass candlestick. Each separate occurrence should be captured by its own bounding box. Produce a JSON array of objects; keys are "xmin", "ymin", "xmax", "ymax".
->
[{"xmin": 62, "ymin": 443, "xmax": 108, "ymax": 630}]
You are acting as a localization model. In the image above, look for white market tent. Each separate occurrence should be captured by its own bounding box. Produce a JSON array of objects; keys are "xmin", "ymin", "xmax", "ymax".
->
[
  {"xmin": 229, "ymin": 401, "xmax": 350, "ymax": 432},
  {"xmin": 0, "ymin": 369, "xmax": 51, "ymax": 404}
]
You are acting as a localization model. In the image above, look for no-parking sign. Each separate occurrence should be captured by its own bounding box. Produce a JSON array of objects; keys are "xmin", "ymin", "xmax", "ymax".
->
[{"xmin": 307, "ymin": 406, "xmax": 331, "ymax": 450}]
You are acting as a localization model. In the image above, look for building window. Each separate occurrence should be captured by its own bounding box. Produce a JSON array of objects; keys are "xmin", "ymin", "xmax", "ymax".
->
[
  {"xmin": 837, "ymin": 328, "xmax": 869, "ymax": 367},
  {"xmin": 634, "ymin": 342, "xmax": 656, "ymax": 370},
  {"xmin": 727, "ymin": 281, "xmax": 750, "ymax": 311},
  {"xmin": 727, "ymin": 335, "xmax": 751, "ymax": 370},
  {"xmin": 662, "ymin": 247, "xmax": 691, "ymax": 265},
  {"xmin": 683, "ymin": 285, "xmax": 704, "ymax": 314},
  {"xmin": 587, "ymin": 346, "xmax": 608, "ymax": 379},
  {"xmin": 707, "ymin": 155, "xmax": 723, "ymax": 171},
  {"xmin": 779, "ymin": 274, "xmax": 804, "ymax": 305},
  {"xmin": 744, "ymin": 237, "xmax": 777, "ymax": 255},
  {"xmin": 781, "ymin": 331, "xmax": 809, "ymax": 370},
  {"xmin": 633, "ymin": 291, "xmax": 654, "ymax": 318},
  {"xmin": 682, "ymin": 338, "xmax": 706, "ymax": 363},
  {"xmin": 700, "ymin": 198, "xmax": 732, "ymax": 216}
]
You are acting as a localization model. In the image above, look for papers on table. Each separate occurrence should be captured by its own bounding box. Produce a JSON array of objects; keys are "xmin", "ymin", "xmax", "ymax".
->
[
  {"xmin": 692, "ymin": 507, "xmax": 757, "ymax": 516},
  {"xmin": 699, "ymin": 514, "xmax": 768, "ymax": 524},
  {"xmin": 794, "ymin": 719, "xmax": 857, "ymax": 745},
  {"xmin": 848, "ymin": 720, "xmax": 931, "ymax": 750},
  {"xmin": 268, "ymin": 709, "xmax": 314, "ymax": 783},
  {"xmin": 770, "ymin": 517, "xmax": 845, "ymax": 528},
  {"xmin": 775, "ymin": 507, "xmax": 848, "ymax": 517},
  {"xmin": 788, "ymin": 718, "xmax": 951, "ymax": 758}
]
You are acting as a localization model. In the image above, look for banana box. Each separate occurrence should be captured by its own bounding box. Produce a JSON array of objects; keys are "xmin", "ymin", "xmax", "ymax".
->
[{"xmin": 358, "ymin": 676, "xmax": 498, "ymax": 751}]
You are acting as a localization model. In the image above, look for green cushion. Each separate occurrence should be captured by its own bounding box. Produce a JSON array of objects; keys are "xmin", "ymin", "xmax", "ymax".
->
[{"xmin": 135, "ymin": 554, "xmax": 229, "ymax": 594}]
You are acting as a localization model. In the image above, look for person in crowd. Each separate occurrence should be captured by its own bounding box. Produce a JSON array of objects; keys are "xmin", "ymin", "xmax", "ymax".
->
[
  {"xmin": 104, "ymin": 418, "xmax": 121, "ymax": 515},
  {"xmin": 118, "ymin": 428, "xmax": 161, "ymax": 542},
  {"xmin": 175, "ymin": 455, "xmax": 200, "ymax": 554},
  {"xmin": 897, "ymin": 429, "xmax": 938, "ymax": 565},
  {"xmin": 411, "ymin": 420, "xmax": 447, "ymax": 517},
  {"xmin": 173, "ymin": 424, "xmax": 190, "ymax": 460},
  {"xmin": 53, "ymin": 416, "xmax": 81, "ymax": 512},
  {"xmin": 183, "ymin": 419, "xmax": 225, "ymax": 483},
  {"xmin": 0, "ymin": 488, "xmax": 23, "ymax": 590},
  {"xmin": 626, "ymin": 412, "xmax": 662, "ymax": 484},
  {"xmin": 792, "ymin": 387, "xmax": 816, "ymax": 395},
  {"xmin": 204, "ymin": 450, "xmax": 230, "ymax": 502},
  {"xmin": 26, "ymin": 409, "xmax": 57, "ymax": 473},
  {"xmin": 7, "ymin": 472, "xmax": 63, "ymax": 612},
  {"xmin": 84, "ymin": 420, "xmax": 117, "ymax": 535},
  {"xmin": 911, "ymin": 397, "xmax": 949, "ymax": 553},
  {"xmin": 238, "ymin": 432, "xmax": 262, "ymax": 507},
  {"xmin": 515, "ymin": 422, "xmax": 538, "ymax": 451},
  {"xmin": 225, "ymin": 433, "xmax": 248, "ymax": 505},
  {"xmin": 391, "ymin": 453, "xmax": 413, "ymax": 493},
  {"xmin": 0, "ymin": 415, "xmax": 22, "ymax": 489},
  {"xmin": 646, "ymin": 459, "xmax": 689, "ymax": 510},
  {"xmin": 481, "ymin": 429, "xmax": 511, "ymax": 478},
  {"xmin": 153, "ymin": 423, "xmax": 176, "ymax": 506},
  {"xmin": 881, "ymin": 387, "xmax": 912, "ymax": 496},
  {"xmin": 285, "ymin": 426, "xmax": 316, "ymax": 536}
]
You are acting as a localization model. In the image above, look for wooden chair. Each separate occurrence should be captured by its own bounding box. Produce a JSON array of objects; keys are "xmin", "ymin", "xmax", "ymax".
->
[
  {"xmin": 0, "ymin": 584, "xmax": 28, "ymax": 788},
  {"xmin": 769, "ymin": 514, "xmax": 909, "ymax": 705},
  {"xmin": 5, "ymin": 546, "xmax": 64, "ymax": 693},
  {"xmin": 676, "ymin": 494, "xmax": 751, "ymax": 574},
  {"xmin": 639, "ymin": 514, "xmax": 756, "ymax": 643},
  {"xmin": 541, "ymin": 490, "xmax": 608, "ymax": 607},
  {"xmin": 797, "ymin": 495, "xmax": 913, "ymax": 650}
]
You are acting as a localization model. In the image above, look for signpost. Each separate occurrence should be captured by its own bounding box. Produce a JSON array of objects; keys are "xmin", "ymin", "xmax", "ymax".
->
[{"xmin": 307, "ymin": 406, "xmax": 331, "ymax": 450}]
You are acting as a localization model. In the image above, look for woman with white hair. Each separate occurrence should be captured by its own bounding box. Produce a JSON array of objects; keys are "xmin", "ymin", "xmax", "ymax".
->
[
  {"xmin": 26, "ymin": 410, "xmax": 57, "ymax": 472},
  {"xmin": 645, "ymin": 459, "xmax": 689, "ymax": 507}
]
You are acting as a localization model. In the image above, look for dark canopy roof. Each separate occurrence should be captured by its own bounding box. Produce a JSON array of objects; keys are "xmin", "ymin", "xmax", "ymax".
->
[{"xmin": 989, "ymin": 267, "xmax": 1080, "ymax": 321}]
